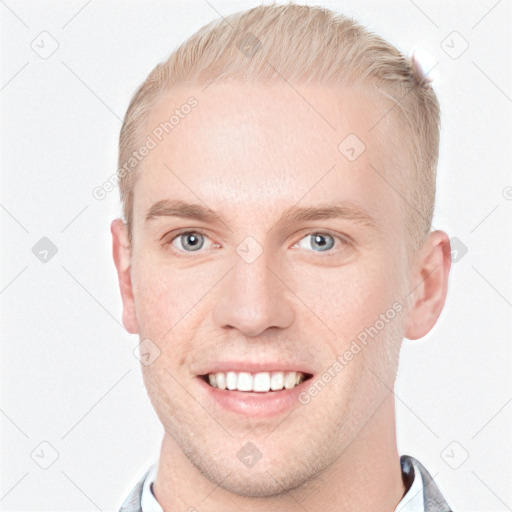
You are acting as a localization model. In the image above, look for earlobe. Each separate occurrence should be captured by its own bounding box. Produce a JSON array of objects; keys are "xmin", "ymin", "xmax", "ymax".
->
[
  {"xmin": 111, "ymin": 218, "xmax": 139, "ymax": 334},
  {"xmin": 404, "ymin": 230, "xmax": 452, "ymax": 340}
]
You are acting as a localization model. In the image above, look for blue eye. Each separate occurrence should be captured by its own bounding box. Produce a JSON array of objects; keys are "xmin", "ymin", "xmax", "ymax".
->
[
  {"xmin": 165, "ymin": 230, "xmax": 347, "ymax": 257},
  {"xmin": 172, "ymin": 231, "xmax": 209, "ymax": 252},
  {"xmin": 296, "ymin": 232, "xmax": 336, "ymax": 252}
]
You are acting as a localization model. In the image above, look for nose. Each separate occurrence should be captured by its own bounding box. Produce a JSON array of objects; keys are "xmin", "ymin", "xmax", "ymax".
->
[{"xmin": 212, "ymin": 250, "xmax": 294, "ymax": 337}]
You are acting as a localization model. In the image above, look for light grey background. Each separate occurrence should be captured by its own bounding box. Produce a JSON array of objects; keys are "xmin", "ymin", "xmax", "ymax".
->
[{"xmin": 1, "ymin": 0, "xmax": 511, "ymax": 510}]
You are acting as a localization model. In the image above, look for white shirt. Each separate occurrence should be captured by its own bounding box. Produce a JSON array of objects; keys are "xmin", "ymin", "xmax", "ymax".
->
[{"xmin": 140, "ymin": 458, "xmax": 425, "ymax": 512}]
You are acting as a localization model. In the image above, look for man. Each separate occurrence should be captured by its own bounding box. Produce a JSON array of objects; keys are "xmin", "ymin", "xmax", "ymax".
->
[{"xmin": 112, "ymin": 3, "xmax": 453, "ymax": 511}]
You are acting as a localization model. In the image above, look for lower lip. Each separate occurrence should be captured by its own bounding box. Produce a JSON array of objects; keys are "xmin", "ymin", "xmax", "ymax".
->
[{"xmin": 196, "ymin": 376, "xmax": 312, "ymax": 418}]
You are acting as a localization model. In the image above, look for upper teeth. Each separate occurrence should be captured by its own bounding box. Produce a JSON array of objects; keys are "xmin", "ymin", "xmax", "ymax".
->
[{"xmin": 207, "ymin": 371, "xmax": 305, "ymax": 392}]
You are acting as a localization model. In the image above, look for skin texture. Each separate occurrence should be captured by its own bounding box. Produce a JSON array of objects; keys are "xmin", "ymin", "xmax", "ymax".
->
[{"xmin": 111, "ymin": 83, "xmax": 451, "ymax": 511}]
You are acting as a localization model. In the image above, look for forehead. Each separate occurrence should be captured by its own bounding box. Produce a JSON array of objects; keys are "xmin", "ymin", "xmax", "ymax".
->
[{"xmin": 133, "ymin": 82, "xmax": 403, "ymax": 232}]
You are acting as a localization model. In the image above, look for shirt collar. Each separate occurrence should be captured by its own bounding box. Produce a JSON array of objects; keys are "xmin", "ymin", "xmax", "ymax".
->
[
  {"xmin": 394, "ymin": 455, "xmax": 425, "ymax": 512},
  {"xmin": 141, "ymin": 463, "xmax": 162, "ymax": 512},
  {"xmin": 140, "ymin": 456, "xmax": 425, "ymax": 512}
]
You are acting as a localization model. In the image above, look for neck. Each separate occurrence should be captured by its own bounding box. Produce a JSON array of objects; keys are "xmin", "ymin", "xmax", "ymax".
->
[{"xmin": 153, "ymin": 393, "xmax": 405, "ymax": 512}]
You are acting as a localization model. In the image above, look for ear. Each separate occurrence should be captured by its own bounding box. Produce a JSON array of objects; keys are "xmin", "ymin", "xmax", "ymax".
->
[
  {"xmin": 111, "ymin": 218, "xmax": 139, "ymax": 334},
  {"xmin": 404, "ymin": 230, "xmax": 452, "ymax": 340}
]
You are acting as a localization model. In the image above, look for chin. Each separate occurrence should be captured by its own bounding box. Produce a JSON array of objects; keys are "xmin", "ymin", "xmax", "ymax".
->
[
  {"xmin": 203, "ymin": 465, "xmax": 311, "ymax": 498},
  {"xmin": 182, "ymin": 441, "xmax": 331, "ymax": 499}
]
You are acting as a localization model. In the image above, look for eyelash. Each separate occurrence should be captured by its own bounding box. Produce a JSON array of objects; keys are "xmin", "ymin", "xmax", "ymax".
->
[{"xmin": 164, "ymin": 229, "xmax": 350, "ymax": 257}]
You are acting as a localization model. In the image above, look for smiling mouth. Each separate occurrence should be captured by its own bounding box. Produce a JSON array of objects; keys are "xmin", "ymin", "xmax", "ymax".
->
[{"xmin": 199, "ymin": 371, "xmax": 313, "ymax": 392}]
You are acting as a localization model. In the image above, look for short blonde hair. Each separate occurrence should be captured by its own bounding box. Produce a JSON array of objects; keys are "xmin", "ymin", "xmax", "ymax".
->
[{"xmin": 118, "ymin": 2, "xmax": 440, "ymax": 256}]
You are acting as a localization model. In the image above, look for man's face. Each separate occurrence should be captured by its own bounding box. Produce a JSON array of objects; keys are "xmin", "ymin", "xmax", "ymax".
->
[{"xmin": 126, "ymin": 83, "xmax": 413, "ymax": 495}]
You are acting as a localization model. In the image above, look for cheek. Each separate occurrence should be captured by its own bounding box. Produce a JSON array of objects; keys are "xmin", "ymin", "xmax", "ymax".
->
[
  {"xmin": 131, "ymin": 274, "xmax": 168, "ymax": 337},
  {"xmin": 291, "ymin": 254, "xmax": 405, "ymax": 344},
  {"xmin": 130, "ymin": 253, "xmax": 220, "ymax": 345},
  {"xmin": 130, "ymin": 254, "xmax": 183, "ymax": 342}
]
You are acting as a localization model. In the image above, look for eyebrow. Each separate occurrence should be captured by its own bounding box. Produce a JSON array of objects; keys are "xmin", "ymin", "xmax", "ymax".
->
[{"xmin": 145, "ymin": 199, "xmax": 377, "ymax": 228}]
